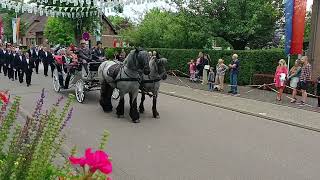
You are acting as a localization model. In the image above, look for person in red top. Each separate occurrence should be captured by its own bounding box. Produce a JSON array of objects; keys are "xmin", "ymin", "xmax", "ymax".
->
[{"xmin": 274, "ymin": 59, "xmax": 288, "ymax": 101}]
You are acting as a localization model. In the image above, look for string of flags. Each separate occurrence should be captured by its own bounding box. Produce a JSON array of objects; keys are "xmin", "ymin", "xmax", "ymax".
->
[{"xmin": 0, "ymin": 0, "xmax": 161, "ymax": 18}]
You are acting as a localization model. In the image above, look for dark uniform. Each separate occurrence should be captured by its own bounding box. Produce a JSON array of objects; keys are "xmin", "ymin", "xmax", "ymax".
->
[
  {"xmin": 40, "ymin": 50, "xmax": 53, "ymax": 77},
  {"xmin": 6, "ymin": 50, "xmax": 14, "ymax": 80},
  {"xmin": 22, "ymin": 56, "xmax": 35, "ymax": 86},
  {"xmin": 33, "ymin": 49, "xmax": 41, "ymax": 74},
  {"xmin": 2, "ymin": 49, "xmax": 8, "ymax": 76},
  {"xmin": 17, "ymin": 54, "xmax": 25, "ymax": 83},
  {"xmin": 92, "ymin": 47, "xmax": 105, "ymax": 61},
  {"xmin": 12, "ymin": 52, "xmax": 19, "ymax": 80}
]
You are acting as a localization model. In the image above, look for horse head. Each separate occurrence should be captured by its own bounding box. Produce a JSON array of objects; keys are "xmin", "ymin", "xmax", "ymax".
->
[
  {"xmin": 150, "ymin": 57, "xmax": 167, "ymax": 80},
  {"xmin": 133, "ymin": 48, "xmax": 151, "ymax": 75}
]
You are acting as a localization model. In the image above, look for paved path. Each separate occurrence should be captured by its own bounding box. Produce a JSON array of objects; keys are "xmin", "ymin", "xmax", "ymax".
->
[{"xmin": 1, "ymin": 67, "xmax": 320, "ymax": 180}]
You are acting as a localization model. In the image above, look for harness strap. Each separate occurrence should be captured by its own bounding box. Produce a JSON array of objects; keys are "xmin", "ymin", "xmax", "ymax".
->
[
  {"xmin": 141, "ymin": 79, "xmax": 162, "ymax": 84},
  {"xmin": 114, "ymin": 78, "xmax": 140, "ymax": 83}
]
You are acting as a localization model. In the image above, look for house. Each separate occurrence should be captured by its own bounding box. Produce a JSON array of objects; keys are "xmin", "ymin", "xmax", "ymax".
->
[{"xmin": 20, "ymin": 14, "xmax": 120, "ymax": 48}]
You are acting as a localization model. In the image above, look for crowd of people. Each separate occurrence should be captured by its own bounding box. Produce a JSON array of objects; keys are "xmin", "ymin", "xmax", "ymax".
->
[
  {"xmin": 188, "ymin": 52, "xmax": 319, "ymax": 107},
  {"xmin": 188, "ymin": 53, "xmax": 240, "ymax": 96}
]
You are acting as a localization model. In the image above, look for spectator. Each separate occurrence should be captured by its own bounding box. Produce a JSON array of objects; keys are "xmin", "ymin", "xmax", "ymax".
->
[
  {"xmin": 215, "ymin": 59, "xmax": 228, "ymax": 91},
  {"xmin": 274, "ymin": 59, "xmax": 288, "ymax": 101},
  {"xmin": 196, "ymin": 52, "xmax": 204, "ymax": 80},
  {"xmin": 298, "ymin": 56, "xmax": 312, "ymax": 106},
  {"xmin": 228, "ymin": 54, "xmax": 240, "ymax": 96},
  {"xmin": 120, "ymin": 49, "xmax": 126, "ymax": 61},
  {"xmin": 202, "ymin": 54, "xmax": 210, "ymax": 85},
  {"xmin": 188, "ymin": 59, "xmax": 196, "ymax": 82},
  {"xmin": 288, "ymin": 59, "xmax": 302, "ymax": 103},
  {"xmin": 208, "ymin": 67, "xmax": 215, "ymax": 92}
]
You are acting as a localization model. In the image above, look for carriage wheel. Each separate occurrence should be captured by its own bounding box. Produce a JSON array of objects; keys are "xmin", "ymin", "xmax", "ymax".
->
[
  {"xmin": 75, "ymin": 79, "xmax": 85, "ymax": 103},
  {"xmin": 53, "ymin": 69, "xmax": 60, "ymax": 92},
  {"xmin": 112, "ymin": 88, "xmax": 120, "ymax": 100}
]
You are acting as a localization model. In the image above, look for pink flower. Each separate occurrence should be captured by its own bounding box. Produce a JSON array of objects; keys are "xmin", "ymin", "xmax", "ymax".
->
[
  {"xmin": 0, "ymin": 92, "xmax": 9, "ymax": 104},
  {"xmin": 106, "ymin": 177, "xmax": 112, "ymax": 180},
  {"xmin": 69, "ymin": 148, "xmax": 112, "ymax": 175}
]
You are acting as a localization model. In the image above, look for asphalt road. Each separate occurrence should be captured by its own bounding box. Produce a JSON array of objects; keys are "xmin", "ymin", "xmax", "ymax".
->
[{"xmin": 1, "ymin": 67, "xmax": 320, "ymax": 180}]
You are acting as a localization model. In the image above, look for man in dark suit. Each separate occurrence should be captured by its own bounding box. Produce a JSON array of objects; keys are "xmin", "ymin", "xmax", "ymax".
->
[
  {"xmin": 33, "ymin": 47, "xmax": 41, "ymax": 74},
  {"xmin": 16, "ymin": 51, "xmax": 25, "ymax": 83},
  {"xmin": 92, "ymin": 41, "xmax": 105, "ymax": 61},
  {"xmin": 2, "ymin": 47, "xmax": 8, "ymax": 76},
  {"xmin": 40, "ymin": 47, "xmax": 53, "ymax": 77},
  {"xmin": 48, "ymin": 48, "xmax": 55, "ymax": 78},
  {"xmin": 6, "ymin": 48, "xmax": 14, "ymax": 80},
  {"xmin": 12, "ymin": 48, "xmax": 19, "ymax": 81},
  {"xmin": 22, "ymin": 52, "xmax": 35, "ymax": 87}
]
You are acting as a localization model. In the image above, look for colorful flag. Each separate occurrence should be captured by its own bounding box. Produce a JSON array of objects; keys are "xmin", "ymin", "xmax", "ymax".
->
[
  {"xmin": 284, "ymin": 0, "xmax": 294, "ymax": 55},
  {"xmin": 16, "ymin": 18, "xmax": 20, "ymax": 44},
  {"xmin": 284, "ymin": 0, "xmax": 307, "ymax": 55},
  {"xmin": 290, "ymin": 0, "xmax": 307, "ymax": 55}
]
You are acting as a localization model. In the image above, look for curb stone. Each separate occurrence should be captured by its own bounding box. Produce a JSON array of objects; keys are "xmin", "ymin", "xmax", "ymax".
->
[{"xmin": 159, "ymin": 90, "xmax": 320, "ymax": 133}]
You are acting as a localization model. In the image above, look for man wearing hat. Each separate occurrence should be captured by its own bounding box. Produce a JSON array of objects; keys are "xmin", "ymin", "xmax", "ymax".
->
[
  {"xmin": 92, "ymin": 41, "xmax": 105, "ymax": 61},
  {"xmin": 78, "ymin": 39, "xmax": 92, "ymax": 75}
]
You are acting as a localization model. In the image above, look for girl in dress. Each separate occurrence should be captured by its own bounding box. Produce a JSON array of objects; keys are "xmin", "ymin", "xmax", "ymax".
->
[
  {"xmin": 188, "ymin": 59, "xmax": 196, "ymax": 82},
  {"xmin": 274, "ymin": 59, "xmax": 288, "ymax": 101}
]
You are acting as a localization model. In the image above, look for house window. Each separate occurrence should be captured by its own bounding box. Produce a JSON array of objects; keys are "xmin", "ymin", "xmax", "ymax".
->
[{"xmin": 37, "ymin": 38, "xmax": 43, "ymax": 45}]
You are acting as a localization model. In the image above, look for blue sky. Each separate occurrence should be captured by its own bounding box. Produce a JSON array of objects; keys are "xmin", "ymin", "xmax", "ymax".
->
[{"xmin": 106, "ymin": 0, "xmax": 314, "ymax": 21}]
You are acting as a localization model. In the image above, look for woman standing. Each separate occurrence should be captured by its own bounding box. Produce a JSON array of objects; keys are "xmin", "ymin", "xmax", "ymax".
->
[
  {"xmin": 202, "ymin": 54, "xmax": 210, "ymax": 85},
  {"xmin": 215, "ymin": 59, "xmax": 228, "ymax": 91},
  {"xmin": 274, "ymin": 59, "xmax": 288, "ymax": 101},
  {"xmin": 288, "ymin": 60, "xmax": 302, "ymax": 103}
]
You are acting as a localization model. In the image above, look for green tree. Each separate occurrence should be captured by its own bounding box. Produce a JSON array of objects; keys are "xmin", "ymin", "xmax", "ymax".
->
[
  {"xmin": 44, "ymin": 17, "xmax": 75, "ymax": 45},
  {"xmin": 121, "ymin": 9, "xmax": 216, "ymax": 49},
  {"xmin": 108, "ymin": 15, "xmax": 133, "ymax": 32},
  {"xmin": 304, "ymin": 11, "xmax": 312, "ymax": 42},
  {"xmin": 174, "ymin": 0, "xmax": 282, "ymax": 50}
]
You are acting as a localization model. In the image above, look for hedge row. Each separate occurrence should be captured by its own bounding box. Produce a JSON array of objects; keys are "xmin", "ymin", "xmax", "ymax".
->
[{"xmin": 105, "ymin": 48, "xmax": 297, "ymax": 85}]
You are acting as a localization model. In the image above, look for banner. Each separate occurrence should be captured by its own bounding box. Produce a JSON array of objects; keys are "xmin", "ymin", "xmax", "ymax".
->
[
  {"xmin": 0, "ymin": 17, "xmax": 3, "ymax": 41},
  {"xmin": 12, "ymin": 18, "xmax": 17, "ymax": 44},
  {"xmin": 290, "ymin": 0, "xmax": 307, "ymax": 55},
  {"xmin": 16, "ymin": 18, "xmax": 20, "ymax": 44},
  {"xmin": 284, "ymin": 0, "xmax": 294, "ymax": 55}
]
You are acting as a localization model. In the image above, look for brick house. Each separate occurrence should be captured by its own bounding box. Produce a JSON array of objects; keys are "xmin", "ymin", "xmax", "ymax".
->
[{"xmin": 20, "ymin": 14, "xmax": 120, "ymax": 48}]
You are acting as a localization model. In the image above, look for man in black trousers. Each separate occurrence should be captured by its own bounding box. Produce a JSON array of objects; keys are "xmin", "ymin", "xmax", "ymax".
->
[
  {"xmin": 40, "ymin": 47, "xmax": 53, "ymax": 77},
  {"xmin": 33, "ymin": 46, "xmax": 41, "ymax": 74},
  {"xmin": 22, "ymin": 52, "xmax": 34, "ymax": 87},
  {"xmin": 2, "ymin": 47, "xmax": 8, "ymax": 76},
  {"xmin": 12, "ymin": 48, "xmax": 19, "ymax": 81},
  {"xmin": 0, "ymin": 45, "xmax": 4, "ymax": 74},
  {"xmin": 6, "ymin": 48, "xmax": 14, "ymax": 80},
  {"xmin": 16, "ymin": 51, "xmax": 25, "ymax": 83}
]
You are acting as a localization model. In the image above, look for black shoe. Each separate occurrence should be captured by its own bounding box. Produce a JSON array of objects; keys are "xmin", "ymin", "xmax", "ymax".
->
[
  {"xmin": 27, "ymin": 84, "xmax": 30, "ymax": 87},
  {"xmin": 228, "ymin": 91, "xmax": 233, "ymax": 93}
]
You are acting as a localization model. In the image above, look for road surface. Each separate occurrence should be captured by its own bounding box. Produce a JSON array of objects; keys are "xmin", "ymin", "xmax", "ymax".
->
[{"xmin": 0, "ymin": 67, "xmax": 320, "ymax": 180}]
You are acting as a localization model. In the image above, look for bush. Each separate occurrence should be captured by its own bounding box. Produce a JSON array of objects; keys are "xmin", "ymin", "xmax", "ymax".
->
[{"xmin": 105, "ymin": 48, "xmax": 296, "ymax": 85}]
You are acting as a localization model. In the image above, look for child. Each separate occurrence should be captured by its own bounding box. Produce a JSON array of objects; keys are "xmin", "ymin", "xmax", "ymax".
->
[
  {"xmin": 208, "ymin": 67, "xmax": 215, "ymax": 92},
  {"xmin": 215, "ymin": 59, "xmax": 228, "ymax": 91},
  {"xmin": 188, "ymin": 59, "xmax": 196, "ymax": 82}
]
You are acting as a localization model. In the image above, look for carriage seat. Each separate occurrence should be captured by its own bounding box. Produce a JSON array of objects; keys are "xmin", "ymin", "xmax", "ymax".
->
[
  {"xmin": 88, "ymin": 62, "xmax": 101, "ymax": 71},
  {"xmin": 107, "ymin": 64, "xmax": 122, "ymax": 80}
]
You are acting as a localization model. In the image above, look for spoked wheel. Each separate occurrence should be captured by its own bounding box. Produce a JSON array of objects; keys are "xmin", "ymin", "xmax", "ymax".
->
[
  {"xmin": 75, "ymin": 79, "xmax": 85, "ymax": 103},
  {"xmin": 53, "ymin": 69, "xmax": 61, "ymax": 92},
  {"xmin": 112, "ymin": 88, "xmax": 120, "ymax": 100}
]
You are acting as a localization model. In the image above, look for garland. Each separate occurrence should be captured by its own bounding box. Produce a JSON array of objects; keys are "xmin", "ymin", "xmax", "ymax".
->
[{"xmin": 0, "ymin": 0, "xmax": 161, "ymax": 18}]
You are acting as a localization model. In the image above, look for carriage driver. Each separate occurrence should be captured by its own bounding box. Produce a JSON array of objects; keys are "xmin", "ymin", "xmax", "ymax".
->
[{"xmin": 78, "ymin": 39, "xmax": 92, "ymax": 76}]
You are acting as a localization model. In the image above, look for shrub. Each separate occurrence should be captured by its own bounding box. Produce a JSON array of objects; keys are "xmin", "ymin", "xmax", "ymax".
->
[{"xmin": 105, "ymin": 48, "xmax": 297, "ymax": 85}]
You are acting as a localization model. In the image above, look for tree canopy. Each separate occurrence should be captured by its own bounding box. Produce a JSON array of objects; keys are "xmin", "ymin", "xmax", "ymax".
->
[
  {"xmin": 44, "ymin": 17, "xmax": 75, "ymax": 45},
  {"xmin": 173, "ymin": 0, "xmax": 282, "ymax": 50}
]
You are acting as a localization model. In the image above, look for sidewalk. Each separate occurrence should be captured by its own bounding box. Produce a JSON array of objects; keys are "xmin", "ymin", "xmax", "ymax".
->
[
  {"xmin": 159, "ymin": 82, "xmax": 320, "ymax": 132},
  {"xmin": 164, "ymin": 75, "xmax": 319, "ymax": 112}
]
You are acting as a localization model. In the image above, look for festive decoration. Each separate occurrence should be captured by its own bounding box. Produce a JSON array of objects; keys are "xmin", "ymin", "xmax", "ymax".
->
[
  {"xmin": 0, "ymin": 17, "xmax": 4, "ymax": 40},
  {"xmin": 0, "ymin": 0, "xmax": 161, "ymax": 18}
]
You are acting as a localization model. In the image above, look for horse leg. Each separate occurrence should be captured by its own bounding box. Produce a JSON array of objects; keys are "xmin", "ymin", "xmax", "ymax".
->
[
  {"xmin": 116, "ymin": 97, "xmax": 125, "ymax": 118},
  {"xmin": 100, "ymin": 81, "xmax": 113, "ymax": 112},
  {"xmin": 152, "ymin": 92, "xmax": 160, "ymax": 118},
  {"xmin": 129, "ymin": 92, "xmax": 140, "ymax": 123},
  {"xmin": 139, "ymin": 92, "xmax": 145, "ymax": 113}
]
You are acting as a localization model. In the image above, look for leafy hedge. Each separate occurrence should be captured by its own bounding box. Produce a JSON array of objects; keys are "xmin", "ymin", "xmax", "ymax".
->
[{"xmin": 105, "ymin": 48, "xmax": 296, "ymax": 85}]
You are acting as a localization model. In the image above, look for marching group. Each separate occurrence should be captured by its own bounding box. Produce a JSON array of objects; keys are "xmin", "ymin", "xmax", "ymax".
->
[{"xmin": 0, "ymin": 44, "xmax": 55, "ymax": 87}]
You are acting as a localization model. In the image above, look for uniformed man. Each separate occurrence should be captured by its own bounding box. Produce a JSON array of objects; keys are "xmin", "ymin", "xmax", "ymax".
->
[
  {"xmin": 78, "ymin": 39, "xmax": 92, "ymax": 75},
  {"xmin": 33, "ymin": 46, "xmax": 41, "ymax": 74},
  {"xmin": 0, "ymin": 45, "xmax": 4, "ymax": 74},
  {"xmin": 92, "ymin": 41, "xmax": 105, "ymax": 62},
  {"xmin": 22, "ymin": 52, "xmax": 35, "ymax": 87},
  {"xmin": 6, "ymin": 47, "xmax": 14, "ymax": 80},
  {"xmin": 17, "ymin": 51, "xmax": 25, "ymax": 83},
  {"xmin": 41, "ymin": 47, "xmax": 53, "ymax": 77}
]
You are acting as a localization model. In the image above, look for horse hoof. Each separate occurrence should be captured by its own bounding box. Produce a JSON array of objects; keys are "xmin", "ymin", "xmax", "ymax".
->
[{"xmin": 132, "ymin": 119, "xmax": 140, "ymax": 123}]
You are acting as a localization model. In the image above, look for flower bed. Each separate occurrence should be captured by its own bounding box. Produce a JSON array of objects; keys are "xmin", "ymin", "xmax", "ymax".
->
[{"xmin": 0, "ymin": 89, "xmax": 112, "ymax": 180}]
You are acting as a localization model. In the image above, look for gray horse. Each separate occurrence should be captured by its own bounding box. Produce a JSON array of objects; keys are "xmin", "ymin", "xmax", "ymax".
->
[
  {"xmin": 139, "ymin": 57, "xmax": 167, "ymax": 118},
  {"xmin": 98, "ymin": 49, "xmax": 150, "ymax": 123}
]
